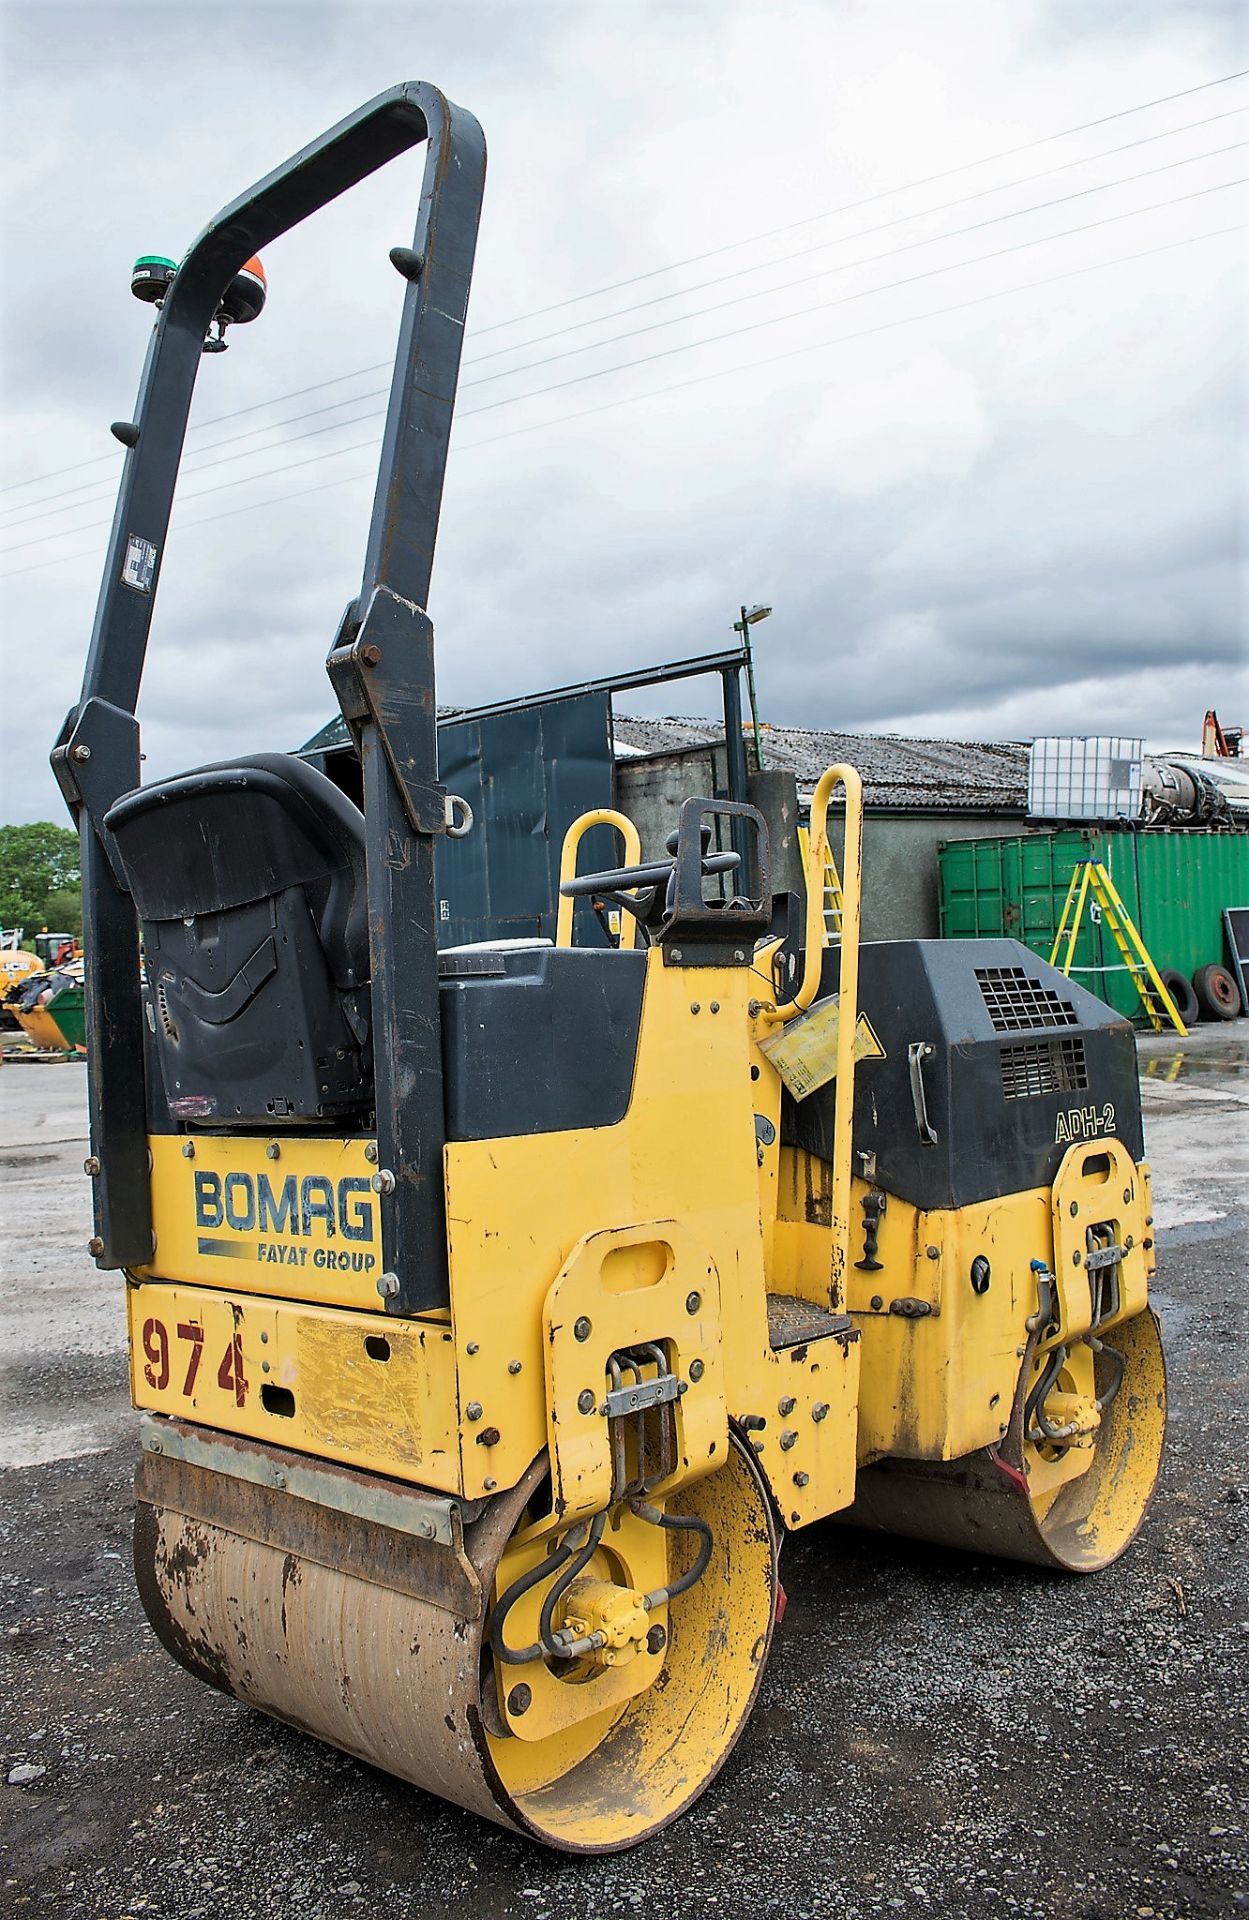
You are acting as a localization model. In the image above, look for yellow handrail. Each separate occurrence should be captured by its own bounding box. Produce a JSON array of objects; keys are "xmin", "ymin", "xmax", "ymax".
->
[
  {"xmin": 555, "ymin": 809, "xmax": 643, "ymax": 950},
  {"xmin": 786, "ymin": 763, "xmax": 863, "ymax": 1022},
  {"xmin": 759, "ymin": 766, "xmax": 863, "ymax": 1297}
]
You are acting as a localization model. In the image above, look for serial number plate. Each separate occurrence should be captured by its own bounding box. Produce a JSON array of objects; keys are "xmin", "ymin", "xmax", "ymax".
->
[
  {"xmin": 130, "ymin": 1288, "xmax": 258, "ymax": 1424},
  {"xmin": 139, "ymin": 1312, "xmax": 248, "ymax": 1406}
]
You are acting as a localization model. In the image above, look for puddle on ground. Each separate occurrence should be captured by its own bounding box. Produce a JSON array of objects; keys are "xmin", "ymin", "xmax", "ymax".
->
[{"xmin": 1138, "ymin": 1044, "xmax": 1249, "ymax": 1081}]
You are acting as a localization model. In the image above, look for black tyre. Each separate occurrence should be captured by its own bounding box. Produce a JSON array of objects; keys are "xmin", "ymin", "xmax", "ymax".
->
[
  {"xmin": 1192, "ymin": 962, "xmax": 1242, "ymax": 1021},
  {"xmin": 1159, "ymin": 969, "xmax": 1199, "ymax": 1026}
]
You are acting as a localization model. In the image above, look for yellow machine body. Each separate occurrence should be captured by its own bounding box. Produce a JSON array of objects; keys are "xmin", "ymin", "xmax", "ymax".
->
[
  {"xmin": 131, "ymin": 942, "xmax": 862, "ymax": 1528},
  {"xmin": 835, "ymin": 1138, "xmax": 1153, "ymax": 1465},
  {"xmin": 119, "ymin": 766, "xmax": 1166, "ymax": 1850},
  {"xmin": 0, "ymin": 948, "xmax": 41, "ymax": 997}
]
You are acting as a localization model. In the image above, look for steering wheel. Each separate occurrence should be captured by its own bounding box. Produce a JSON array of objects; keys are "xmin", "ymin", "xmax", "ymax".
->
[{"xmin": 558, "ymin": 827, "xmax": 740, "ymax": 936}]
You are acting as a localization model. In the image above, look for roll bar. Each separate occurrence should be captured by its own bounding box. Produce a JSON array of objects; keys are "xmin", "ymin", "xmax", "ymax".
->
[{"xmin": 52, "ymin": 85, "xmax": 486, "ymax": 1307}]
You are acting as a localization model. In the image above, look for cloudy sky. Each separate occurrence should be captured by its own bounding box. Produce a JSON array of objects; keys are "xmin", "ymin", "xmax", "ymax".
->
[{"xmin": 1, "ymin": 0, "xmax": 1245, "ymax": 825}]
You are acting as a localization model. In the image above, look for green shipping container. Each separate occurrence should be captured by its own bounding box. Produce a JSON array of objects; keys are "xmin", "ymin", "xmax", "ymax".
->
[{"xmin": 938, "ymin": 828, "xmax": 1249, "ymax": 1021}]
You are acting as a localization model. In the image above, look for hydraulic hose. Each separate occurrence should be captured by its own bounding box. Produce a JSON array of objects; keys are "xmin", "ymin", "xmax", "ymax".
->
[
  {"xmin": 547, "ymin": 1503, "xmax": 716, "ymax": 1663},
  {"xmin": 631, "ymin": 1498, "xmax": 714, "ymax": 1607},
  {"xmin": 1025, "ymin": 1332, "xmax": 1126, "ymax": 1445},
  {"xmin": 1090, "ymin": 1334, "xmax": 1126, "ymax": 1413},
  {"xmin": 538, "ymin": 1509, "xmax": 608, "ymax": 1652}
]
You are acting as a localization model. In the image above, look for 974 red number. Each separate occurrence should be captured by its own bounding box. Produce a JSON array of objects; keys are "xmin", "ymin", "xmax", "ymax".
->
[{"xmin": 141, "ymin": 1316, "xmax": 248, "ymax": 1407}]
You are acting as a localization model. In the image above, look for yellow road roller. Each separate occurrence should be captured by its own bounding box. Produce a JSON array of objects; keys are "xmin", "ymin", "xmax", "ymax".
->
[{"xmin": 54, "ymin": 84, "xmax": 1165, "ymax": 1852}]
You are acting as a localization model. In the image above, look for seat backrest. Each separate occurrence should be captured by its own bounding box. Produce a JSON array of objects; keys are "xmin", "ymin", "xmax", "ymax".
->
[{"xmin": 106, "ymin": 753, "xmax": 372, "ymax": 1127}]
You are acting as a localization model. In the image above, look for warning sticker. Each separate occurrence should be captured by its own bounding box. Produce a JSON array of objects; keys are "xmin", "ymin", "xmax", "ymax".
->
[
  {"xmin": 121, "ymin": 534, "xmax": 157, "ymax": 593},
  {"xmin": 758, "ymin": 993, "xmax": 885, "ymax": 1101}
]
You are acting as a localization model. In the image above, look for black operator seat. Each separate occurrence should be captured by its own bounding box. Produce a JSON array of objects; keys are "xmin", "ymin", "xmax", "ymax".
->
[{"xmin": 106, "ymin": 752, "xmax": 373, "ymax": 1127}]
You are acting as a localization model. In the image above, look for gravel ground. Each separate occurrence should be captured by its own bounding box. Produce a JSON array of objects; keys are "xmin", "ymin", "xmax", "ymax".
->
[{"xmin": 1, "ymin": 1027, "xmax": 1246, "ymax": 1919}]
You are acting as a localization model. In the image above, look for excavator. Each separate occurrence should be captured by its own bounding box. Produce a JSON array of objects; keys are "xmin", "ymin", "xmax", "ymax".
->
[{"xmin": 55, "ymin": 84, "xmax": 1166, "ymax": 1852}]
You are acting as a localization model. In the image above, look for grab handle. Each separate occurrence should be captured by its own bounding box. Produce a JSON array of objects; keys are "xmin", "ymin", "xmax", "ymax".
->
[
  {"xmin": 556, "ymin": 809, "xmax": 643, "ymax": 949},
  {"xmin": 784, "ymin": 764, "xmax": 863, "ymax": 1021},
  {"xmin": 908, "ymin": 1041, "xmax": 938, "ymax": 1146}
]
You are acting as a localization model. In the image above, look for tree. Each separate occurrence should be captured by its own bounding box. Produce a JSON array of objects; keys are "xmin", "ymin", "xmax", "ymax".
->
[
  {"xmin": 0, "ymin": 823, "xmax": 81, "ymax": 936},
  {"xmin": 41, "ymin": 887, "xmax": 84, "ymax": 938}
]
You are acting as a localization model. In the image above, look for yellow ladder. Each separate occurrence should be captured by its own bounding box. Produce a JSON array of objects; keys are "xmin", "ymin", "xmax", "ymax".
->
[
  {"xmin": 1049, "ymin": 860, "xmax": 1187, "ymax": 1035},
  {"xmin": 797, "ymin": 827, "xmax": 843, "ymax": 945}
]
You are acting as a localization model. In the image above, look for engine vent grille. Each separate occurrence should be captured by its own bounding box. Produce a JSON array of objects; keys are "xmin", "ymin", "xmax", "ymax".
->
[
  {"xmin": 976, "ymin": 965, "xmax": 1079, "ymax": 1032},
  {"xmin": 1000, "ymin": 1037, "xmax": 1088, "ymax": 1100}
]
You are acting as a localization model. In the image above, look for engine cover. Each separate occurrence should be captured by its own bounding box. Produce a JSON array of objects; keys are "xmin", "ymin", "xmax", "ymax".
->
[{"xmin": 781, "ymin": 938, "xmax": 1144, "ymax": 1210}]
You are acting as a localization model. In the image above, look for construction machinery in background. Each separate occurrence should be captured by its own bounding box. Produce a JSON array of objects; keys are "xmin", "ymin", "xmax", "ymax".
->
[
  {"xmin": 56, "ymin": 86, "xmax": 1165, "ymax": 1852},
  {"xmin": 1202, "ymin": 709, "xmax": 1243, "ymax": 759}
]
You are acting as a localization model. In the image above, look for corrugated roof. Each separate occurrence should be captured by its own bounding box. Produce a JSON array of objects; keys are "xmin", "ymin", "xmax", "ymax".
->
[
  {"xmin": 612, "ymin": 716, "xmax": 1029, "ymax": 812},
  {"xmin": 299, "ymin": 710, "xmax": 1028, "ymax": 813}
]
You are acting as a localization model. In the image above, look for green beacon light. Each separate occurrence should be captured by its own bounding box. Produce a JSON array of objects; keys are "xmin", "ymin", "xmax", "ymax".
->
[
  {"xmin": 130, "ymin": 255, "xmax": 178, "ymax": 305},
  {"xmin": 128, "ymin": 251, "xmax": 267, "ymax": 352}
]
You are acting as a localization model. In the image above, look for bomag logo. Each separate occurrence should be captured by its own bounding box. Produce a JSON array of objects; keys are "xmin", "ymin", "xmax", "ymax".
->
[{"xmin": 193, "ymin": 1169, "xmax": 378, "ymax": 1272}]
